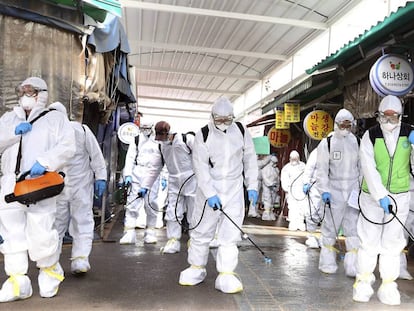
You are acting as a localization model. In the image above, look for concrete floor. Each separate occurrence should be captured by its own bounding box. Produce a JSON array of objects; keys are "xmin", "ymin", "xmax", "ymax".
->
[{"xmin": 0, "ymin": 210, "xmax": 413, "ymax": 311}]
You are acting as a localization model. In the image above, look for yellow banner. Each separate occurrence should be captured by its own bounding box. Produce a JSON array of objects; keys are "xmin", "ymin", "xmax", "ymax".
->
[
  {"xmin": 275, "ymin": 109, "xmax": 289, "ymax": 129},
  {"xmin": 284, "ymin": 103, "xmax": 300, "ymax": 123}
]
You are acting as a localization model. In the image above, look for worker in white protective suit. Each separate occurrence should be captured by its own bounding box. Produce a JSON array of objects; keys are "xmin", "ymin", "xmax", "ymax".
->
[
  {"xmin": 302, "ymin": 148, "xmax": 324, "ymax": 248},
  {"xmin": 49, "ymin": 102, "xmax": 107, "ymax": 274},
  {"xmin": 179, "ymin": 97, "xmax": 258, "ymax": 294},
  {"xmin": 398, "ymin": 177, "xmax": 414, "ymax": 280},
  {"xmin": 248, "ymin": 154, "xmax": 270, "ymax": 218},
  {"xmin": 261, "ymin": 155, "xmax": 280, "ymax": 221},
  {"xmin": 353, "ymin": 95, "xmax": 414, "ymax": 306},
  {"xmin": 316, "ymin": 108, "xmax": 360, "ymax": 277},
  {"xmin": 141, "ymin": 121, "xmax": 197, "ymax": 254},
  {"xmin": 120, "ymin": 121, "xmax": 162, "ymax": 244},
  {"xmin": 0, "ymin": 77, "xmax": 75, "ymax": 302},
  {"xmin": 281, "ymin": 150, "xmax": 307, "ymax": 231}
]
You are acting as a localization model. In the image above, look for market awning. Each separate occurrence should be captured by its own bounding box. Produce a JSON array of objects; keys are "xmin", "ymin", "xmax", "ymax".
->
[
  {"xmin": 306, "ymin": 2, "xmax": 414, "ymax": 75},
  {"xmin": 261, "ymin": 69, "xmax": 340, "ymax": 114},
  {"xmin": 44, "ymin": 0, "xmax": 122, "ymax": 22}
]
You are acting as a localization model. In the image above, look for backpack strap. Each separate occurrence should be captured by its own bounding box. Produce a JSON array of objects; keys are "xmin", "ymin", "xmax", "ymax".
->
[
  {"xmin": 134, "ymin": 135, "xmax": 140, "ymax": 165},
  {"xmin": 15, "ymin": 109, "xmax": 54, "ymax": 176},
  {"xmin": 182, "ymin": 132, "xmax": 195, "ymax": 154},
  {"xmin": 158, "ymin": 143, "xmax": 165, "ymax": 166},
  {"xmin": 326, "ymin": 134, "xmax": 360, "ymax": 153}
]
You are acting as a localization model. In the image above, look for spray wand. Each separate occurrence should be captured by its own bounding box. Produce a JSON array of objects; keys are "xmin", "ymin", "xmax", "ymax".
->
[{"xmin": 214, "ymin": 203, "xmax": 272, "ymax": 264}]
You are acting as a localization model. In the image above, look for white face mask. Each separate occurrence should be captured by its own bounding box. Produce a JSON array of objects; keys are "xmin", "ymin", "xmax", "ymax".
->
[
  {"xmin": 381, "ymin": 122, "xmax": 399, "ymax": 132},
  {"xmin": 19, "ymin": 96, "xmax": 36, "ymax": 111},
  {"xmin": 337, "ymin": 129, "xmax": 350, "ymax": 137},
  {"xmin": 216, "ymin": 124, "xmax": 230, "ymax": 132},
  {"xmin": 142, "ymin": 129, "xmax": 152, "ymax": 137},
  {"xmin": 290, "ymin": 159, "xmax": 299, "ymax": 166}
]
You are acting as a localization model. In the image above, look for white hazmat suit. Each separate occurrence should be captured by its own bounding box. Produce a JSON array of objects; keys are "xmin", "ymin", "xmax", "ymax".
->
[
  {"xmin": 281, "ymin": 150, "xmax": 307, "ymax": 231},
  {"xmin": 302, "ymin": 149, "xmax": 324, "ymax": 248},
  {"xmin": 316, "ymin": 108, "xmax": 360, "ymax": 277},
  {"xmin": 121, "ymin": 125, "xmax": 162, "ymax": 244},
  {"xmin": 49, "ymin": 102, "xmax": 107, "ymax": 274},
  {"xmin": 261, "ymin": 155, "xmax": 280, "ymax": 221},
  {"xmin": 0, "ymin": 77, "xmax": 75, "ymax": 302},
  {"xmin": 142, "ymin": 121, "xmax": 197, "ymax": 254},
  {"xmin": 353, "ymin": 95, "xmax": 414, "ymax": 306},
  {"xmin": 179, "ymin": 98, "xmax": 258, "ymax": 294}
]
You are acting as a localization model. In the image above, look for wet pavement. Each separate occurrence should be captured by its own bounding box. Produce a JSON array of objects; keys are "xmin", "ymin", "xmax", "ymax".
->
[{"xmin": 0, "ymin": 208, "xmax": 413, "ymax": 311}]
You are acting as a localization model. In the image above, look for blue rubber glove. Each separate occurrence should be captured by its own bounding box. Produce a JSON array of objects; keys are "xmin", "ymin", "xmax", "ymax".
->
[
  {"xmin": 94, "ymin": 180, "xmax": 106, "ymax": 197},
  {"xmin": 322, "ymin": 192, "xmax": 331, "ymax": 203},
  {"xmin": 207, "ymin": 195, "xmax": 221, "ymax": 210},
  {"xmin": 138, "ymin": 187, "xmax": 148, "ymax": 197},
  {"xmin": 30, "ymin": 161, "xmax": 46, "ymax": 177},
  {"xmin": 161, "ymin": 178, "xmax": 167, "ymax": 191},
  {"xmin": 124, "ymin": 176, "xmax": 132, "ymax": 185},
  {"xmin": 379, "ymin": 196, "xmax": 390, "ymax": 214},
  {"xmin": 15, "ymin": 122, "xmax": 32, "ymax": 135},
  {"xmin": 247, "ymin": 189, "xmax": 258, "ymax": 206},
  {"xmin": 409, "ymin": 131, "xmax": 414, "ymax": 144},
  {"xmin": 303, "ymin": 183, "xmax": 311, "ymax": 194}
]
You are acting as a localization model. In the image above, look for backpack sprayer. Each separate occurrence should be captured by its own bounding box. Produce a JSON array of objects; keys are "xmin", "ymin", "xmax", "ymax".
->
[
  {"xmin": 214, "ymin": 203, "xmax": 272, "ymax": 264},
  {"xmin": 5, "ymin": 171, "xmax": 65, "ymax": 205}
]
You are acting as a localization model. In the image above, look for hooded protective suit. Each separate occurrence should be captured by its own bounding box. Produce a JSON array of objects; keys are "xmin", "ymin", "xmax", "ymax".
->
[
  {"xmin": 249, "ymin": 155, "xmax": 271, "ymax": 218},
  {"xmin": 281, "ymin": 150, "xmax": 307, "ymax": 231},
  {"xmin": 261, "ymin": 155, "xmax": 280, "ymax": 221},
  {"xmin": 179, "ymin": 97, "xmax": 258, "ymax": 294},
  {"xmin": 0, "ymin": 77, "xmax": 75, "ymax": 301},
  {"xmin": 121, "ymin": 126, "xmax": 163, "ymax": 245},
  {"xmin": 302, "ymin": 149, "xmax": 323, "ymax": 248},
  {"xmin": 354, "ymin": 96, "xmax": 413, "ymax": 306},
  {"xmin": 142, "ymin": 127, "xmax": 197, "ymax": 254},
  {"xmin": 49, "ymin": 102, "xmax": 107, "ymax": 274},
  {"xmin": 316, "ymin": 108, "xmax": 360, "ymax": 277}
]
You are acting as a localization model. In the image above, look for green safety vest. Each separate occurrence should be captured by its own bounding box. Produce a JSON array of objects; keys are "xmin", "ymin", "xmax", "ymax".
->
[{"xmin": 362, "ymin": 123, "xmax": 412, "ymax": 194}]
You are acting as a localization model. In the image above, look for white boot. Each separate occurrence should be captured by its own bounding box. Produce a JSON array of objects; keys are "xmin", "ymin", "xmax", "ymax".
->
[
  {"xmin": 353, "ymin": 274, "xmax": 375, "ymax": 303},
  {"xmin": 377, "ymin": 281, "xmax": 401, "ymax": 306},
  {"xmin": 120, "ymin": 229, "xmax": 136, "ymax": 244},
  {"xmin": 38, "ymin": 262, "xmax": 64, "ymax": 298},
  {"xmin": 161, "ymin": 238, "xmax": 180, "ymax": 254},
  {"xmin": 215, "ymin": 273, "xmax": 243, "ymax": 294},
  {"xmin": 179, "ymin": 266, "xmax": 207, "ymax": 286},
  {"xmin": 71, "ymin": 257, "xmax": 91, "ymax": 274},
  {"xmin": 261, "ymin": 207, "xmax": 275, "ymax": 221},
  {"xmin": 305, "ymin": 235, "xmax": 320, "ymax": 249},
  {"xmin": 144, "ymin": 228, "xmax": 157, "ymax": 244},
  {"xmin": 247, "ymin": 202, "xmax": 259, "ymax": 218},
  {"xmin": 0, "ymin": 275, "xmax": 32, "ymax": 302}
]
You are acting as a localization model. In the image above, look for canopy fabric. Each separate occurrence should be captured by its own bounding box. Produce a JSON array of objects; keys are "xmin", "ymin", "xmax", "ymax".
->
[{"xmin": 306, "ymin": 2, "xmax": 414, "ymax": 74}]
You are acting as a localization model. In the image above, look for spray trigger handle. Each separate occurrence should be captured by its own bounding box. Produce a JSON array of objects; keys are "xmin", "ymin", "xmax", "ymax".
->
[{"xmin": 213, "ymin": 203, "xmax": 222, "ymax": 211}]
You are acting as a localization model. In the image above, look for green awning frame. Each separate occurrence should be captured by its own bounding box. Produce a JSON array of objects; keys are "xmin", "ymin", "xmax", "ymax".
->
[
  {"xmin": 262, "ymin": 69, "xmax": 340, "ymax": 114},
  {"xmin": 306, "ymin": 2, "xmax": 414, "ymax": 75},
  {"xmin": 44, "ymin": 0, "xmax": 121, "ymax": 22}
]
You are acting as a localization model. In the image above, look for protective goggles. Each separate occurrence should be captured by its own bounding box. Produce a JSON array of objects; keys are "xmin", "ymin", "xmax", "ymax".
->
[
  {"xmin": 212, "ymin": 114, "xmax": 234, "ymax": 125},
  {"xmin": 15, "ymin": 85, "xmax": 47, "ymax": 98},
  {"xmin": 377, "ymin": 111, "xmax": 401, "ymax": 124},
  {"xmin": 336, "ymin": 120, "xmax": 353, "ymax": 130}
]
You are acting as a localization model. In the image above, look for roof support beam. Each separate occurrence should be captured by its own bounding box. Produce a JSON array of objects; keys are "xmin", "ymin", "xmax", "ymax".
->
[
  {"xmin": 133, "ymin": 65, "xmax": 261, "ymax": 81},
  {"xmin": 137, "ymin": 95, "xmax": 213, "ymax": 105},
  {"xmin": 120, "ymin": 1, "xmax": 328, "ymax": 30},
  {"xmin": 138, "ymin": 104, "xmax": 211, "ymax": 114},
  {"xmin": 132, "ymin": 40, "xmax": 287, "ymax": 61},
  {"xmin": 138, "ymin": 82, "xmax": 243, "ymax": 95}
]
